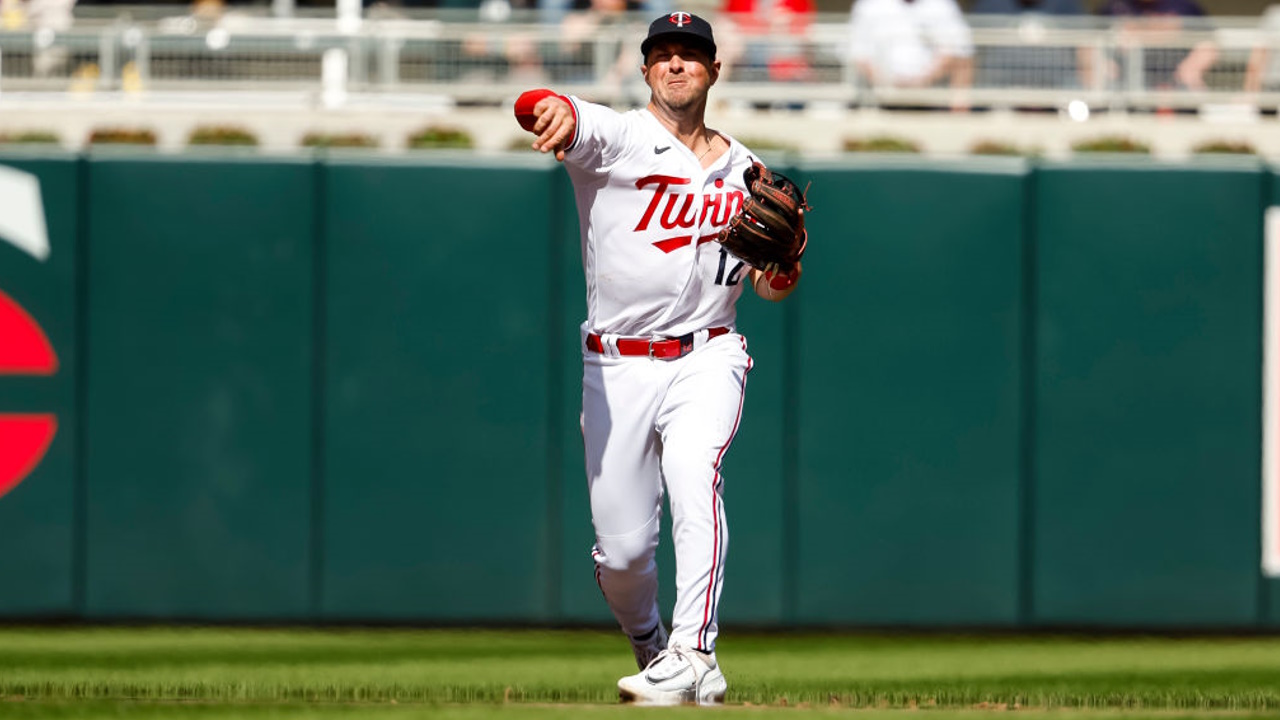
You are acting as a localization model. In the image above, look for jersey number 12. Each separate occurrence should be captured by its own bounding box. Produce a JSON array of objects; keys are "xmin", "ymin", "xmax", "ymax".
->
[{"xmin": 715, "ymin": 248, "xmax": 746, "ymax": 286}]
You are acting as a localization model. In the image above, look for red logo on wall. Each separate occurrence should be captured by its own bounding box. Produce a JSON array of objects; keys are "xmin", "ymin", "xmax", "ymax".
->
[
  {"xmin": 0, "ymin": 289, "xmax": 58, "ymax": 499},
  {"xmin": 0, "ymin": 165, "xmax": 57, "ymax": 501}
]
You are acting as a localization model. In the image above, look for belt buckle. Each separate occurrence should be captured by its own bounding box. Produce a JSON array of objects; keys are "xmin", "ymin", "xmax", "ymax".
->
[
  {"xmin": 648, "ymin": 332, "xmax": 698, "ymax": 359},
  {"xmin": 678, "ymin": 332, "xmax": 695, "ymax": 356}
]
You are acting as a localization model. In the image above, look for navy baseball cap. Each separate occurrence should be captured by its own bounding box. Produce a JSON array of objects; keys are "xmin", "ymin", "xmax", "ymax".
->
[{"xmin": 641, "ymin": 12, "xmax": 717, "ymax": 61}]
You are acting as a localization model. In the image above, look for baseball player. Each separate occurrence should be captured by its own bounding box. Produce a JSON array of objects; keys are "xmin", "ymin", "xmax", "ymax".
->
[{"xmin": 515, "ymin": 11, "xmax": 804, "ymax": 706}]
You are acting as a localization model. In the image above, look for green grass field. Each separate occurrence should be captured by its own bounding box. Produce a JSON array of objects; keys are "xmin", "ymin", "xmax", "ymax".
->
[{"xmin": 2, "ymin": 628, "xmax": 1280, "ymax": 718}]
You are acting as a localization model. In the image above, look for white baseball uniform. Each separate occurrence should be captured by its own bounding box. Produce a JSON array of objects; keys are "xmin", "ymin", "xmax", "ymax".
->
[{"xmin": 560, "ymin": 95, "xmax": 759, "ymax": 653}]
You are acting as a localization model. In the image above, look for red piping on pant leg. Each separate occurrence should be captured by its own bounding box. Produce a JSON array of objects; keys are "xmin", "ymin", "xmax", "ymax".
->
[{"xmin": 697, "ymin": 346, "xmax": 751, "ymax": 650}]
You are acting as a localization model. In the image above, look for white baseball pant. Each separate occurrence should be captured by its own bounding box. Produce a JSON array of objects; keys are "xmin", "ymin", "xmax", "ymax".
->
[{"xmin": 582, "ymin": 332, "xmax": 752, "ymax": 653}]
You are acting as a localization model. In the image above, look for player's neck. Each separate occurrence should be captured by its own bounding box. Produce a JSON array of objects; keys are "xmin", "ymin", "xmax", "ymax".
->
[{"xmin": 647, "ymin": 100, "xmax": 708, "ymax": 149}]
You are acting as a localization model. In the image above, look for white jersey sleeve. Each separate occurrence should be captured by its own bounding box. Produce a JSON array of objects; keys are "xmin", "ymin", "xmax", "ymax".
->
[{"xmin": 562, "ymin": 97, "xmax": 636, "ymax": 175}]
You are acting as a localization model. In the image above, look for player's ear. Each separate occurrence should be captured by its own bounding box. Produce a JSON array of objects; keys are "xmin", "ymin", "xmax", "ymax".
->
[{"xmin": 709, "ymin": 59, "xmax": 721, "ymax": 85}]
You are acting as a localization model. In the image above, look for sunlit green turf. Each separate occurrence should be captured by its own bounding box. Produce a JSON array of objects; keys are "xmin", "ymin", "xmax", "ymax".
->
[
  {"xmin": 6, "ymin": 706, "xmax": 1280, "ymax": 720},
  {"xmin": 2, "ymin": 628, "xmax": 1279, "ymax": 717}
]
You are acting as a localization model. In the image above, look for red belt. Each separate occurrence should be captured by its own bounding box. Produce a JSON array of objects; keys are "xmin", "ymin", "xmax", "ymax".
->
[{"xmin": 586, "ymin": 327, "xmax": 730, "ymax": 359}]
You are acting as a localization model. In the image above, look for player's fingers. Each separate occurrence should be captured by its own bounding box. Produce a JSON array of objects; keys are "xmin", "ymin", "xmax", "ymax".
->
[
  {"xmin": 537, "ymin": 118, "xmax": 569, "ymax": 155},
  {"xmin": 534, "ymin": 129, "xmax": 557, "ymax": 154},
  {"xmin": 532, "ymin": 110, "xmax": 561, "ymax": 150},
  {"xmin": 532, "ymin": 95, "xmax": 560, "ymax": 114},
  {"xmin": 542, "ymin": 124, "xmax": 567, "ymax": 152},
  {"xmin": 546, "ymin": 117, "xmax": 576, "ymax": 153},
  {"xmin": 531, "ymin": 97, "xmax": 570, "ymax": 135},
  {"xmin": 531, "ymin": 102, "xmax": 556, "ymax": 135}
]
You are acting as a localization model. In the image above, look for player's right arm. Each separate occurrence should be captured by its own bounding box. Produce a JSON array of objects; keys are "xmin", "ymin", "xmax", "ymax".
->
[
  {"xmin": 515, "ymin": 90, "xmax": 632, "ymax": 169},
  {"xmin": 515, "ymin": 89, "xmax": 577, "ymax": 162}
]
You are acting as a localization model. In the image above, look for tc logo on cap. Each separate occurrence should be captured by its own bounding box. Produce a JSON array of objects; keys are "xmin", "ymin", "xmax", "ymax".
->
[{"xmin": 668, "ymin": 12, "xmax": 692, "ymax": 26}]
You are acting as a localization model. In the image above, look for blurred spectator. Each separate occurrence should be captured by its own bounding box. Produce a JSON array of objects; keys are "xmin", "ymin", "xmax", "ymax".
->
[
  {"xmin": 971, "ymin": 0, "xmax": 1095, "ymax": 91},
  {"xmin": 0, "ymin": 0, "xmax": 70, "ymax": 84},
  {"xmin": 537, "ymin": 0, "xmax": 669, "ymax": 100},
  {"xmin": 1, "ymin": 0, "xmax": 25, "ymax": 29},
  {"xmin": 28, "ymin": 0, "xmax": 75, "ymax": 35},
  {"xmin": 718, "ymin": 0, "xmax": 816, "ymax": 83},
  {"xmin": 539, "ymin": 0, "xmax": 666, "ymax": 34},
  {"xmin": 547, "ymin": 0, "xmax": 642, "ymax": 86},
  {"xmin": 1244, "ymin": 4, "xmax": 1280, "ymax": 93},
  {"xmin": 17, "ymin": 0, "xmax": 77, "ymax": 78},
  {"xmin": 459, "ymin": 31, "xmax": 549, "ymax": 84},
  {"xmin": 449, "ymin": 0, "xmax": 549, "ymax": 84},
  {"xmin": 191, "ymin": 0, "xmax": 224, "ymax": 21},
  {"xmin": 846, "ymin": 0, "xmax": 974, "ymax": 109},
  {"xmin": 1096, "ymin": 0, "xmax": 1217, "ymax": 91}
]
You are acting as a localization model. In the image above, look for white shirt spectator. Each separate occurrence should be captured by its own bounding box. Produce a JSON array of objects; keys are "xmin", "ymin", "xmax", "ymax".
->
[
  {"xmin": 1246, "ymin": 4, "xmax": 1280, "ymax": 92},
  {"xmin": 847, "ymin": 0, "xmax": 973, "ymax": 86}
]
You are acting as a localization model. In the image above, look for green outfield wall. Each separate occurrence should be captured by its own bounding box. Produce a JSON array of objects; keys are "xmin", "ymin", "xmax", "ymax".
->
[
  {"xmin": 1033, "ymin": 162, "xmax": 1264, "ymax": 628},
  {"xmin": 0, "ymin": 151, "xmax": 1271, "ymax": 629},
  {"xmin": 81, "ymin": 156, "xmax": 316, "ymax": 619}
]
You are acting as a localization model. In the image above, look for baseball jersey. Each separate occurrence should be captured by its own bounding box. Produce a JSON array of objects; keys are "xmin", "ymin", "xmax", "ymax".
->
[{"xmin": 561, "ymin": 96, "xmax": 759, "ymax": 339}]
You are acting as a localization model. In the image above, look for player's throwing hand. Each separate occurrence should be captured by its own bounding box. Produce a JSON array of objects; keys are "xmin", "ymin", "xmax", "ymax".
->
[{"xmin": 515, "ymin": 89, "xmax": 577, "ymax": 162}]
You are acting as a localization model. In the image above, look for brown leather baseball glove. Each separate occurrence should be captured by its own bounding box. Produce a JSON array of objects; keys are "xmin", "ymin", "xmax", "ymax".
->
[{"xmin": 717, "ymin": 160, "xmax": 810, "ymax": 275}]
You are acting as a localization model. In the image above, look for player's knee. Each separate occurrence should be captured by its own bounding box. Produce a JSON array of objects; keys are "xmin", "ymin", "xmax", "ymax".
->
[{"xmin": 592, "ymin": 532, "xmax": 657, "ymax": 573}]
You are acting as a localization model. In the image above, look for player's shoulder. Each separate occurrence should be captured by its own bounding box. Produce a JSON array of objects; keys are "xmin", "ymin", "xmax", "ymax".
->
[
  {"xmin": 603, "ymin": 106, "xmax": 684, "ymax": 155},
  {"xmin": 563, "ymin": 99, "xmax": 652, "ymax": 160},
  {"xmin": 711, "ymin": 133, "xmax": 765, "ymax": 188},
  {"xmin": 614, "ymin": 106, "xmax": 664, "ymax": 151},
  {"xmin": 622, "ymin": 106, "xmax": 660, "ymax": 131},
  {"xmin": 572, "ymin": 97, "xmax": 647, "ymax": 123},
  {"xmin": 720, "ymin": 131, "xmax": 765, "ymax": 167}
]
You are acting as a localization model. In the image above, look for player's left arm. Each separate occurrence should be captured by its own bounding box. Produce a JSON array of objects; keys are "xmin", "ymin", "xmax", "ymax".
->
[
  {"xmin": 748, "ymin": 262, "xmax": 801, "ymax": 302},
  {"xmin": 727, "ymin": 159, "xmax": 808, "ymax": 302}
]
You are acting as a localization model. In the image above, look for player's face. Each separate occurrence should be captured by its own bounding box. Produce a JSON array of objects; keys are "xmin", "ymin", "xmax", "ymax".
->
[{"xmin": 642, "ymin": 40, "xmax": 720, "ymax": 112}]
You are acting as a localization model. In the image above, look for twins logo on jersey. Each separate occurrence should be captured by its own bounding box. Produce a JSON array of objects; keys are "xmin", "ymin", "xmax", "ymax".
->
[{"xmin": 633, "ymin": 174, "xmax": 744, "ymax": 254}]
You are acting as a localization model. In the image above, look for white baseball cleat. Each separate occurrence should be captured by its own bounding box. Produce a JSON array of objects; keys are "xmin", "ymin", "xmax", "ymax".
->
[
  {"xmin": 617, "ymin": 642, "xmax": 727, "ymax": 706},
  {"xmin": 628, "ymin": 623, "xmax": 668, "ymax": 670}
]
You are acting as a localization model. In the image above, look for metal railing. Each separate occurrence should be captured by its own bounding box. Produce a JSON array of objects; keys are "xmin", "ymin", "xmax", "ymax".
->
[{"xmin": 1, "ymin": 8, "xmax": 1277, "ymax": 112}]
